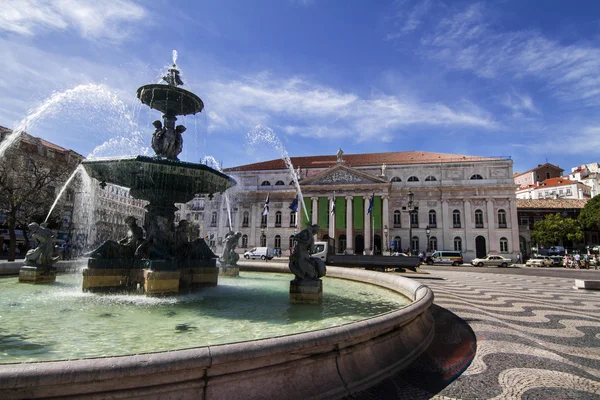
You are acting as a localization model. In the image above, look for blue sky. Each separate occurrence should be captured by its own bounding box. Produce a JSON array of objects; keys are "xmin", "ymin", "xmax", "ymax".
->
[{"xmin": 1, "ymin": 0, "xmax": 600, "ymax": 174}]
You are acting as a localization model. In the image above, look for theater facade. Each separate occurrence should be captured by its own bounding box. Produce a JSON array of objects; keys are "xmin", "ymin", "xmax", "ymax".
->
[{"xmin": 212, "ymin": 150, "xmax": 520, "ymax": 262}]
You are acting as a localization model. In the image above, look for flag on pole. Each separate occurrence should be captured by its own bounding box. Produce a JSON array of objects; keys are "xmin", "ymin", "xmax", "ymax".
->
[
  {"xmin": 330, "ymin": 192, "xmax": 336, "ymax": 215},
  {"xmin": 367, "ymin": 192, "xmax": 375, "ymax": 214},
  {"xmin": 289, "ymin": 195, "xmax": 298, "ymax": 212},
  {"xmin": 262, "ymin": 193, "xmax": 270, "ymax": 216}
]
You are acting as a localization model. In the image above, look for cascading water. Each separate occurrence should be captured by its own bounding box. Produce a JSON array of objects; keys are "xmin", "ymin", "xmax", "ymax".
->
[
  {"xmin": 202, "ymin": 155, "xmax": 234, "ymax": 228},
  {"xmin": 246, "ymin": 125, "xmax": 310, "ymax": 223},
  {"xmin": 0, "ymin": 84, "xmax": 149, "ymax": 159}
]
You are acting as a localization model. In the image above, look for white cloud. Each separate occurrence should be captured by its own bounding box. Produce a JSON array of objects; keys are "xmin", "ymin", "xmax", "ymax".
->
[
  {"xmin": 0, "ymin": 0, "xmax": 146, "ymax": 41},
  {"xmin": 416, "ymin": 3, "xmax": 600, "ymax": 106},
  {"xmin": 204, "ymin": 73, "xmax": 496, "ymax": 142},
  {"xmin": 385, "ymin": 0, "xmax": 434, "ymax": 40}
]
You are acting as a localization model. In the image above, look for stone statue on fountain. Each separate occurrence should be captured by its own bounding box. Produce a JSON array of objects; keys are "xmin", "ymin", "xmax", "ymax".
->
[
  {"xmin": 151, "ymin": 120, "xmax": 186, "ymax": 160},
  {"xmin": 87, "ymin": 216, "xmax": 144, "ymax": 260},
  {"xmin": 289, "ymin": 224, "xmax": 326, "ymax": 282},
  {"xmin": 220, "ymin": 231, "xmax": 242, "ymax": 267},
  {"xmin": 24, "ymin": 222, "xmax": 60, "ymax": 267}
]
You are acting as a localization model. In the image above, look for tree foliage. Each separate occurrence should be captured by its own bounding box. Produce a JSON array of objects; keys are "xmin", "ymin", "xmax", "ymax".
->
[
  {"xmin": 531, "ymin": 213, "xmax": 583, "ymax": 247},
  {"xmin": 578, "ymin": 195, "xmax": 600, "ymax": 232},
  {"xmin": 0, "ymin": 136, "xmax": 76, "ymax": 260}
]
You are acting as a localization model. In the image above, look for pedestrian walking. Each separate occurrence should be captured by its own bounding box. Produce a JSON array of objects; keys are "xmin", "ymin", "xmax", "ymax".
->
[{"xmin": 516, "ymin": 253, "xmax": 521, "ymax": 264}]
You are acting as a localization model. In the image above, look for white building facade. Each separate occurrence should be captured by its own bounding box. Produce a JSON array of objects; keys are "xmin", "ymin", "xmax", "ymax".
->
[
  {"xmin": 207, "ymin": 151, "xmax": 521, "ymax": 262},
  {"xmin": 568, "ymin": 163, "xmax": 600, "ymax": 198}
]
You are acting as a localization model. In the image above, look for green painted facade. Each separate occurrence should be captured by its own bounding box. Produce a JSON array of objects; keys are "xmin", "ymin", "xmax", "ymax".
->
[
  {"xmin": 302, "ymin": 198, "xmax": 312, "ymax": 228},
  {"xmin": 335, "ymin": 197, "xmax": 345, "ymax": 229},
  {"xmin": 353, "ymin": 196, "xmax": 363, "ymax": 229},
  {"xmin": 318, "ymin": 197, "xmax": 329, "ymax": 228}
]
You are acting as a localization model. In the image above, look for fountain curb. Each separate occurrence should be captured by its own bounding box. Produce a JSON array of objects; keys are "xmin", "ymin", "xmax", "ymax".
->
[{"xmin": 0, "ymin": 267, "xmax": 434, "ymax": 400}]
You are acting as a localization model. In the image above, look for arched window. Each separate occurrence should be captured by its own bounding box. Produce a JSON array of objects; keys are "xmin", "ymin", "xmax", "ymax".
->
[
  {"xmin": 470, "ymin": 174, "xmax": 484, "ymax": 180},
  {"xmin": 411, "ymin": 236, "xmax": 419, "ymax": 253},
  {"xmin": 260, "ymin": 234, "xmax": 266, "ymax": 247},
  {"xmin": 425, "ymin": 176, "xmax": 437, "ymax": 181},
  {"xmin": 274, "ymin": 235, "xmax": 281, "ymax": 250},
  {"xmin": 393, "ymin": 236, "xmax": 401, "ymax": 252},
  {"xmin": 242, "ymin": 234, "xmax": 248, "ymax": 248},
  {"xmin": 289, "ymin": 181, "xmax": 295, "ymax": 185},
  {"xmin": 454, "ymin": 237, "xmax": 462, "ymax": 252},
  {"xmin": 393, "ymin": 210, "xmax": 401, "ymax": 227},
  {"xmin": 211, "ymin": 211, "xmax": 217, "ymax": 227},
  {"xmin": 289, "ymin": 235, "xmax": 295, "ymax": 251},
  {"xmin": 429, "ymin": 236, "xmax": 438, "ymax": 252},
  {"xmin": 408, "ymin": 176, "xmax": 419, "ymax": 182},
  {"xmin": 290, "ymin": 212, "xmax": 296, "ymax": 227},
  {"xmin": 474, "ymin": 209, "xmax": 484, "ymax": 228},
  {"xmin": 500, "ymin": 237, "xmax": 508, "ymax": 252},
  {"xmin": 260, "ymin": 181, "xmax": 271, "ymax": 186},
  {"xmin": 242, "ymin": 211, "xmax": 249, "ymax": 227},
  {"xmin": 275, "ymin": 180, "xmax": 285, "ymax": 186},
  {"xmin": 498, "ymin": 209, "xmax": 507, "ymax": 228},
  {"xmin": 410, "ymin": 211, "xmax": 418, "ymax": 227},
  {"xmin": 391, "ymin": 176, "xmax": 402, "ymax": 182},
  {"xmin": 452, "ymin": 210, "xmax": 461, "ymax": 228},
  {"xmin": 261, "ymin": 214, "xmax": 267, "ymax": 227},
  {"xmin": 428, "ymin": 210, "xmax": 437, "ymax": 227},
  {"xmin": 275, "ymin": 211, "xmax": 282, "ymax": 227}
]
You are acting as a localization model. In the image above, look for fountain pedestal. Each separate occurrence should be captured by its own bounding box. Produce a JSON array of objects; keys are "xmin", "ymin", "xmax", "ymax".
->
[
  {"xmin": 219, "ymin": 266, "xmax": 240, "ymax": 277},
  {"xmin": 143, "ymin": 269, "xmax": 181, "ymax": 296},
  {"xmin": 18, "ymin": 266, "xmax": 56, "ymax": 284},
  {"xmin": 290, "ymin": 280, "xmax": 323, "ymax": 304}
]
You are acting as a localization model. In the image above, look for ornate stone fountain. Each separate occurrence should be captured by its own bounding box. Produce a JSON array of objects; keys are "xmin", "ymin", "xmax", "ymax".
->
[{"xmin": 81, "ymin": 59, "xmax": 236, "ymax": 295}]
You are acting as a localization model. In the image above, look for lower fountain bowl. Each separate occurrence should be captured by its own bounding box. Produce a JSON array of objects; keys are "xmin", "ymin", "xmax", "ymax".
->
[{"xmin": 0, "ymin": 266, "xmax": 434, "ymax": 400}]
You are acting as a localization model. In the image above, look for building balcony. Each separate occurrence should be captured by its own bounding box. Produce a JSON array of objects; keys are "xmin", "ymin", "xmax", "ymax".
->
[
  {"xmin": 499, "ymin": 223, "xmax": 507, "ymax": 229},
  {"xmin": 475, "ymin": 223, "xmax": 484, "ymax": 229},
  {"xmin": 453, "ymin": 224, "xmax": 461, "ymax": 228}
]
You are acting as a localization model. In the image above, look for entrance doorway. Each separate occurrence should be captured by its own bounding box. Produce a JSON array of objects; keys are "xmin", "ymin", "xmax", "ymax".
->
[
  {"xmin": 475, "ymin": 236, "xmax": 486, "ymax": 258},
  {"xmin": 374, "ymin": 234, "xmax": 382, "ymax": 255},
  {"xmin": 355, "ymin": 234, "xmax": 364, "ymax": 255},
  {"xmin": 339, "ymin": 234, "xmax": 347, "ymax": 254}
]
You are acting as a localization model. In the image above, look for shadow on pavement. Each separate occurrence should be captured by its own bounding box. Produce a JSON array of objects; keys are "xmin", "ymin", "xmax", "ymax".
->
[{"xmin": 349, "ymin": 304, "xmax": 477, "ymax": 399}]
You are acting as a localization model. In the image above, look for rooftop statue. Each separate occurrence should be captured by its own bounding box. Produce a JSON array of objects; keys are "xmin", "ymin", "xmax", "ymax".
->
[
  {"xmin": 336, "ymin": 148, "xmax": 344, "ymax": 163},
  {"xmin": 289, "ymin": 224, "xmax": 326, "ymax": 282}
]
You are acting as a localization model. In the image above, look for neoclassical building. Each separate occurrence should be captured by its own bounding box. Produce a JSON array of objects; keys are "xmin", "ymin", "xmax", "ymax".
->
[{"xmin": 201, "ymin": 150, "xmax": 521, "ymax": 262}]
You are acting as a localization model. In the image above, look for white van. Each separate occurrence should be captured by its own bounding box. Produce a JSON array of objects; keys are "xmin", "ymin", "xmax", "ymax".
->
[{"xmin": 243, "ymin": 247, "xmax": 274, "ymax": 260}]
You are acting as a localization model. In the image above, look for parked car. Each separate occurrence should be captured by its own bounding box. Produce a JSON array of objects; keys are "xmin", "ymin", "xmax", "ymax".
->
[
  {"xmin": 470, "ymin": 255, "xmax": 512, "ymax": 267},
  {"xmin": 243, "ymin": 247, "xmax": 274, "ymax": 260},
  {"xmin": 425, "ymin": 251, "xmax": 463, "ymax": 266},
  {"xmin": 525, "ymin": 256, "xmax": 553, "ymax": 267},
  {"xmin": 549, "ymin": 256, "xmax": 564, "ymax": 267}
]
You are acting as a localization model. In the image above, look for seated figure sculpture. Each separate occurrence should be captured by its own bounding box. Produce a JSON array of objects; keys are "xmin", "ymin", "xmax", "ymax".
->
[
  {"xmin": 87, "ymin": 216, "xmax": 144, "ymax": 259},
  {"xmin": 220, "ymin": 231, "xmax": 242, "ymax": 267},
  {"xmin": 24, "ymin": 222, "xmax": 60, "ymax": 267},
  {"xmin": 289, "ymin": 224, "xmax": 326, "ymax": 282}
]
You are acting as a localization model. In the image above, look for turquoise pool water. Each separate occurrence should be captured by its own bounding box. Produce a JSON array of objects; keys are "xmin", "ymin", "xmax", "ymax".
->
[{"xmin": 0, "ymin": 272, "xmax": 410, "ymax": 363}]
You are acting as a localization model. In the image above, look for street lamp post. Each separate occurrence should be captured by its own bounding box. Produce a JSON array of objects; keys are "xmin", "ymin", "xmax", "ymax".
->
[
  {"xmin": 384, "ymin": 225, "xmax": 389, "ymax": 256},
  {"xmin": 425, "ymin": 225, "xmax": 431, "ymax": 256},
  {"xmin": 407, "ymin": 190, "xmax": 414, "ymax": 256}
]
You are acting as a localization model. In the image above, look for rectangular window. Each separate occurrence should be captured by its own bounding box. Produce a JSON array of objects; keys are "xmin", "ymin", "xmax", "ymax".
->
[
  {"xmin": 566, "ymin": 188, "xmax": 572, "ymax": 195},
  {"xmin": 410, "ymin": 211, "xmax": 418, "ymax": 228},
  {"xmin": 452, "ymin": 213, "xmax": 461, "ymax": 228},
  {"xmin": 520, "ymin": 217, "xmax": 529, "ymax": 226},
  {"xmin": 290, "ymin": 213, "xmax": 296, "ymax": 227}
]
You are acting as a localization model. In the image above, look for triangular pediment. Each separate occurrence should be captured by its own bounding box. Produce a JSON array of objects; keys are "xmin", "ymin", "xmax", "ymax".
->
[{"xmin": 301, "ymin": 164, "xmax": 388, "ymax": 186}]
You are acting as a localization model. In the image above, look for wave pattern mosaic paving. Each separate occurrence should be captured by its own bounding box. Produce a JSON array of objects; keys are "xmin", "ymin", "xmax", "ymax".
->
[{"xmin": 353, "ymin": 271, "xmax": 600, "ymax": 399}]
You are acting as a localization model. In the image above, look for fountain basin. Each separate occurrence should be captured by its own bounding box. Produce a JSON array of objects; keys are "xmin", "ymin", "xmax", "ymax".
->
[
  {"xmin": 82, "ymin": 155, "xmax": 236, "ymax": 203},
  {"xmin": 137, "ymin": 84, "xmax": 204, "ymax": 116},
  {"xmin": 0, "ymin": 266, "xmax": 434, "ymax": 399}
]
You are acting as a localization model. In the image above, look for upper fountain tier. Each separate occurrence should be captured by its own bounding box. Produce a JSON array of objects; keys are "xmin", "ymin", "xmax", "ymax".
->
[{"xmin": 136, "ymin": 65, "xmax": 204, "ymax": 117}]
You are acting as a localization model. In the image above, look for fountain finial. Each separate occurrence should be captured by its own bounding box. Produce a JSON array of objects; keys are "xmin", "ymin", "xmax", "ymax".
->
[{"xmin": 163, "ymin": 65, "xmax": 184, "ymax": 87}]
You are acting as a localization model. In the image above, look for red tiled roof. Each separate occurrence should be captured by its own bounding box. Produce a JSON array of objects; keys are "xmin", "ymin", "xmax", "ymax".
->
[
  {"xmin": 225, "ymin": 151, "xmax": 506, "ymax": 172},
  {"xmin": 539, "ymin": 177, "xmax": 577, "ymax": 187},
  {"xmin": 517, "ymin": 199, "xmax": 588, "ymax": 209},
  {"xmin": 513, "ymin": 162, "xmax": 563, "ymax": 177},
  {"xmin": 1, "ymin": 126, "xmax": 83, "ymax": 157}
]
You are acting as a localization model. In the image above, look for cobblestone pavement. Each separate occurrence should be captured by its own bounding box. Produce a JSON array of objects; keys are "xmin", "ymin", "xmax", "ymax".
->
[{"xmin": 352, "ymin": 269, "xmax": 600, "ymax": 399}]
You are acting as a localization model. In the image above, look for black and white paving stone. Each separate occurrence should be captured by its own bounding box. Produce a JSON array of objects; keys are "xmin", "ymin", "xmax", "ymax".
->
[{"xmin": 353, "ymin": 268, "xmax": 600, "ymax": 399}]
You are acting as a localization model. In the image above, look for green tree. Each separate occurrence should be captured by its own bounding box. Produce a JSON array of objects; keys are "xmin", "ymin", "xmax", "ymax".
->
[
  {"xmin": 531, "ymin": 213, "xmax": 583, "ymax": 248},
  {"xmin": 578, "ymin": 195, "xmax": 600, "ymax": 232}
]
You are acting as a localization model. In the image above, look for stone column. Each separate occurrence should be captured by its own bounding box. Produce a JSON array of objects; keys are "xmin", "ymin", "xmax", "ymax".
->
[
  {"xmin": 441, "ymin": 199, "xmax": 450, "ymax": 251},
  {"xmin": 328, "ymin": 196, "xmax": 335, "ymax": 248},
  {"xmin": 509, "ymin": 197, "xmax": 520, "ymax": 259},
  {"xmin": 311, "ymin": 197, "xmax": 319, "ymax": 241},
  {"xmin": 486, "ymin": 198, "xmax": 495, "ymax": 253},
  {"xmin": 382, "ymin": 195, "xmax": 389, "ymax": 230},
  {"xmin": 250, "ymin": 203, "xmax": 257, "ymax": 246},
  {"xmin": 464, "ymin": 199, "xmax": 473, "ymax": 255},
  {"xmin": 364, "ymin": 195, "xmax": 371, "ymax": 254},
  {"xmin": 345, "ymin": 196, "xmax": 354, "ymax": 254}
]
